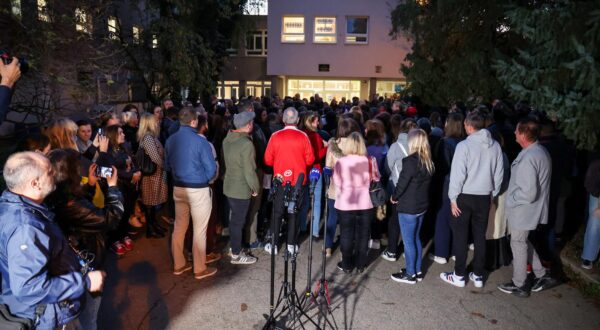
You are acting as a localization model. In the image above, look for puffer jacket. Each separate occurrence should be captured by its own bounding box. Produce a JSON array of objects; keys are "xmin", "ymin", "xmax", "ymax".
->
[
  {"xmin": 0, "ymin": 190, "xmax": 87, "ymax": 329},
  {"xmin": 47, "ymin": 185, "xmax": 124, "ymax": 269}
]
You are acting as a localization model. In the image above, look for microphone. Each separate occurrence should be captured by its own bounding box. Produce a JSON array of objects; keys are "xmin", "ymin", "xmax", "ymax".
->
[
  {"xmin": 268, "ymin": 174, "xmax": 283, "ymax": 202},
  {"xmin": 322, "ymin": 166, "xmax": 332, "ymax": 189},
  {"xmin": 309, "ymin": 167, "xmax": 320, "ymax": 193},
  {"xmin": 287, "ymin": 173, "xmax": 304, "ymax": 214}
]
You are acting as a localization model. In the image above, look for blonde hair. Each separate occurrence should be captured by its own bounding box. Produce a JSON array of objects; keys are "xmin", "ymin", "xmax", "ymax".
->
[
  {"xmin": 408, "ymin": 129, "xmax": 434, "ymax": 175},
  {"xmin": 340, "ymin": 131, "xmax": 367, "ymax": 156},
  {"xmin": 137, "ymin": 112, "xmax": 160, "ymax": 141},
  {"xmin": 45, "ymin": 118, "xmax": 78, "ymax": 150}
]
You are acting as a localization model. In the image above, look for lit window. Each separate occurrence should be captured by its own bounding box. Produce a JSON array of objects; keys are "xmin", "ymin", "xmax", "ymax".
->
[
  {"xmin": 246, "ymin": 30, "xmax": 267, "ymax": 56},
  {"xmin": 152, "ymin": 35, "xmax": 158, "ymax": 48},
  {"xmin": 282, "ymin": 16, "xmax": 304, "ymax": 43},
  {"xmin": 345, "ymin": 17, "xmax": 368, "ymax": 44},
  {"xmin": 314, "ymin": 17, "xmax": 336, "ymax": 43},
  {"xmin": 75, "ymin": 8, "xmax": 92, "ymax": 34},
  {"xmin": 108, "ymin": 16, "xmax": 119, "ymax": 40},
  {"xmin": 132, "ymin": 26, "xmax": 142, "ymax": 44},
  {"xmin": 11, "ymin": 0, "xmax": 21, "ymax": 19},
  {"xmin": 37, "ymin": 0, "xmax": 50, "ymax": 22}
]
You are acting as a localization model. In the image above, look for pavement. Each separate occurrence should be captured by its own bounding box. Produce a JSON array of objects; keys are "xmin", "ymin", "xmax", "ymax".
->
[{"xmin": 98, "ymin": 234, "xmax": 600, "ymax": 330}]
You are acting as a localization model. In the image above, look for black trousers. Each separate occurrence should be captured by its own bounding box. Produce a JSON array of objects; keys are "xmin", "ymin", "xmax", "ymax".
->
[
  {"xmin": 228, "ymin": 197, "xmax": 251, "ymax": 255},
  {"xmin": 449, "ymin": 194, "xmax": 490, "ymax": 277},
  {"xmin": 338, "ymin": 208, "xmax": 373, "ymax": 269},
  {"xmin": 270, "ymin": 184, "xmax": 305, "ymax": 247}
]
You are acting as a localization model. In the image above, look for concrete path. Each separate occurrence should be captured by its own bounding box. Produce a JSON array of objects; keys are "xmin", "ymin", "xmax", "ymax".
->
[{"xmin": 98, "ymin": 235, "xmax": 600, "ymax": 330}]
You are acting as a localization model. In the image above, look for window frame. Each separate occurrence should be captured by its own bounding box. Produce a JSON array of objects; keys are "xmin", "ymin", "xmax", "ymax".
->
[
  {"xmin": 37, "ymin": 0, "xmax": 50, "ymax": 22},
  {"xmin": 246, "ymin": 30, "xmax": 267, "ymax": 56},
  {"xmin": 345, "ymin": 16, "xmax": 369, "ymax": 45},
  {"xmin": 132, "ymin": 25, "xmax": 142, "ymax": 45},
  {"xmin": 281, "ymin": 16, "xmax": 305, "ymax": 43},
  {"xmin": 313, "ymin": 16, "xmax": 337, "ymax": 44},
  {"xmin": 75, "ymin": 8, "xmax": 93, "ymax": 35},
  {"xmin": 108, "ymin": 16, "xmax": 119, "ymax": 40}
]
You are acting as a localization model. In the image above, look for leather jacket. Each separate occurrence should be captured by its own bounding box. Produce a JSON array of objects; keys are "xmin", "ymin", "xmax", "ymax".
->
[{"xmin": 47, "ymin": 185, "xmax": 124, "ymax": 269}]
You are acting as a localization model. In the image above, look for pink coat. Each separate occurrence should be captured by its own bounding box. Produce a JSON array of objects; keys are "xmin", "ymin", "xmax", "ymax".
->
[{"xmin": 333, "ymin": 155, "xmax": 374, "ymax": 211}]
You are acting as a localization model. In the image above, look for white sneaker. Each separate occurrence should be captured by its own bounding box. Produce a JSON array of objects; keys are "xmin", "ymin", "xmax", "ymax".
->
[
  {"xmin": 451, "ymin": 255, "xmax": 456, "ymax": 261},
  {"xmin": 469, "ymin": 243, "xmax": 475, "ymax": 251},
  {"xmin": 469, "ymin": 272, "xmax": 484, "ymax": 288},
  {"xmin": 264, "ymin": 243, "xmax": 278, "ymax": 255},
  {"xmin": 440, "ymin": 271, "xmax": 465, "ymax": 288},
  {"xmin": 231, "ymin": 253, "xmax": 257, "ymax": 265},
  {"xmin": 287, "ymin": 244, "xmax": 299, "ymax": 255},
  {"xmin": 368, "ymin": 239, "xmax": 381, "ymax": 250},
  {"xmin": 428, "ymin": 253, "xmax": 447, "ymax": 265}
]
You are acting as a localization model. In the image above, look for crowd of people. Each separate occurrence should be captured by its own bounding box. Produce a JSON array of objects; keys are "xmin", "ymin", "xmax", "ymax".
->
[{"xmin": 0, "ymin": 55, "xmax": 599, "ymax": 329}]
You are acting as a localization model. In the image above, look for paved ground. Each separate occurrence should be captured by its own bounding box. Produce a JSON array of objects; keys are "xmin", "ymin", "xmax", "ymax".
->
[{"xmin": 98, "ymin": 234, "xmax": 600, "ymax": 330}]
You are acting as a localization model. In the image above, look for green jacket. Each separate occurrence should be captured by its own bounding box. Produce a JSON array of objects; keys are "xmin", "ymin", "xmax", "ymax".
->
[{"xmin": 223, "ymin": 131, "xmax": 260, "ymax": 199}]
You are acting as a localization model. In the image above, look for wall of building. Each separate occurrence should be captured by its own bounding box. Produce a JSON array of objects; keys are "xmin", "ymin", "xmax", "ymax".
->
[{"xmin": 267, "ymin": 0, "xmax": 411, "ymax": 79}]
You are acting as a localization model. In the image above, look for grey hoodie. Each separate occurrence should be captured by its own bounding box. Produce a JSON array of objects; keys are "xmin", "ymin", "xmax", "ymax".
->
[{"xmin": 448, "ymin": 129, "xmax": 504, "ymax": 202}]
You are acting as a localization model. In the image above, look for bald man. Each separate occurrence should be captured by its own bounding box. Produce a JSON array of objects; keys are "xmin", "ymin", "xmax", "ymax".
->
[{"xmin": 0, "ymin": 152, "xmax": 105, "ymax": 328}]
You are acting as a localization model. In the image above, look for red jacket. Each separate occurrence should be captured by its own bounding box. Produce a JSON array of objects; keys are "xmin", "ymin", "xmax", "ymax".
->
[
  {"xmin": 304, "ymin": 129, "xmax": 328, "ymax": 170},
  {"xmin": 264, "ymin": 125, "xmax": 315, "ymax": 185}
]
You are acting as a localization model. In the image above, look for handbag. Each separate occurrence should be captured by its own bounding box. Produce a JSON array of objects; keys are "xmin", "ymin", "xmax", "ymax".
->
[
  {"xmin": 136, "ymin": 141, "xmax": 157, "ymax": 176},
  {"xmin": 0, "ymin": 304, "xmax": 46, "ymax": 330},
  {"xmin": 368, "ymin": 156, "xmax": 387, "ymax": 209}
]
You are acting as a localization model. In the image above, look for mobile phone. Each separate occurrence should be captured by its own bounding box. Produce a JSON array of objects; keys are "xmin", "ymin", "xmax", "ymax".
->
[
  {"xmin": 95, "ymin": 166, "xmax": 113, "ymax": 178},
  {"xmin": 97, "ymin": 128, "xmax": 103, "ymax": 136}
]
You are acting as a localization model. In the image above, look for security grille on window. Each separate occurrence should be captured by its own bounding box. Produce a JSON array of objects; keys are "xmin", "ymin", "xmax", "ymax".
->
[
  {"xmin": 346, "ymin": 17, "xmax": 368, "ymax": 44},
  {"xmin": 132, "ymin": 26, "xmax": 142, "ymax": 45},
  {"xmin": 282, "ymin": 16, "xmax": 305, "ymax": 43},
  {"xmin": 108, "ymin": 16, "xmax": 119, "ymax": 40},
  {"xmin": 314, "ymin": 17, "xmax": 336, "ymax": 43},
  {"xmin": 152, "ymin": 35, "xmax": 158, "ymax": 49},
  {"xmin": 75, "ymin": 8, "xmax": 92, "ymax": 34},
  {"xmin": 246, "ymin": 30, "xmax": 267, "ymax": 56},
  {"xmin": 37, "ymin": 0, "xmax": 50, "ymax": 22}
]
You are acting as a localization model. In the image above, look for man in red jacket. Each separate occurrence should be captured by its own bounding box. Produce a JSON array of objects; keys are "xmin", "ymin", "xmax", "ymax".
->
[{"xmin": 264, "ymin": 107, "xmax": 314, "ymax": 254}]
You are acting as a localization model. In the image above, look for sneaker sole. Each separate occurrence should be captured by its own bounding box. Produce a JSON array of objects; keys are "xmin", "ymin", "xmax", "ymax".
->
[
  {"xmin": 497, "ymin": 287, "xmax": 530, "ymax": 297},
  {"xmin": 195, "ymin": 269, "xmax": 218, "ymax": 280},
  {"xmin": 231, "ymin": 260, "xmax": 257, "ymax": 265},
  {"xmin": 206, "ymin": 256, "xmax": 222, "ymax": 264},
  {"xmin": 381, "ymin": 255, "xmax": 397, "ymax": 262},
  {"xmin": 173, "ymin": 266, "xmax": 192, "ymax": 275},
  {"xmin": 390, "ymin": 275, "xmax": 416, "ymax": 284},
  {"xmin": 429, "ymin": 255, "xmax": 447, "ymax": 264}
]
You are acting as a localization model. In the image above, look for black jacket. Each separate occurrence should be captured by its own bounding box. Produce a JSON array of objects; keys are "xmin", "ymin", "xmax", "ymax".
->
[
  {"xmin": 48, "ymin": 185, "xmax": 124, "ymax": 269},
  {"xmin": 392, "ymin": 154, "xmax": 432, "ymax": 214}
]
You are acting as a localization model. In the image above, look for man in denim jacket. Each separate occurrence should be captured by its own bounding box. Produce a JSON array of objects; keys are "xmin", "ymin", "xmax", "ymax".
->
[{"xmin": 0, "ymin": 152, "xmax": 105, "ymax": 329}]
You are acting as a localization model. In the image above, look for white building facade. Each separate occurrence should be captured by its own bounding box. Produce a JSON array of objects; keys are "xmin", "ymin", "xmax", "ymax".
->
[{"xmin": 267, "ymin": 0, "xmax": 411, "ymax": 101}]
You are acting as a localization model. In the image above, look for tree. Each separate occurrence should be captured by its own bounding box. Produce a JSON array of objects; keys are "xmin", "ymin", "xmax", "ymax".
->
[
  {"xmin": 494, "ymin": 0, "xmax": 600, "ymax": 150},
  {"xmin": 116, "ymin": 0, "xmax": 250, "ymax": 105},
  {"xmin": 0, "ymin": 0, "xmax": 127, "ymax": 124},
  {"xmin": 390, "ymin": 0, "xmax": 519, "ymax": 106}
]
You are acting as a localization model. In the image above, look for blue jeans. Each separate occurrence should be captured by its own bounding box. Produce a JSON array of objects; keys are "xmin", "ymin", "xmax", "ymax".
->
[
  {"xmin": 325, "ymin": 198, "xmax": 338, "ymax": 248},
  {"xmin": 399, "ymin": 212, "xmax": 425, "ymax": 276},
  {"xmin": 583, "ymin": 194, "xmax": 600, "ymax": 261},
  {"xmin": 311, "ymin": 175, "xmax": 323, "ymax": 237},
  {"xmin": 77, "ymin": 292, "xmax": 102, "ymax": 330}
]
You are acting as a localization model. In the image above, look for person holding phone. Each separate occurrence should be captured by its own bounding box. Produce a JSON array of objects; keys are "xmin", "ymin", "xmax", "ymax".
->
[{"xmin": 45, "ymin": 149, "xmax": 123, "ymax": 329}]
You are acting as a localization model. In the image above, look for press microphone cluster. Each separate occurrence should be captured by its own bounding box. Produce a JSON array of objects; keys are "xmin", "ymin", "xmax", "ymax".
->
[
  {"xmin": 287, "ymin": 173, "xmax": 304, "ymax": 214},
  {"xmin": 322, "ymin": 166, "xmax": 332, "ymax": 189},
  {"xmin": 309, "ymin": 167, "xmax": 321, "ymax": 193}
]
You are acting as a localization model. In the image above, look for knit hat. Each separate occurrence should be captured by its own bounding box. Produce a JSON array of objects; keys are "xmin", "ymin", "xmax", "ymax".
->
[{"xmin": 233, "ymin": 111, "xmax": 255, "ymax": 129}]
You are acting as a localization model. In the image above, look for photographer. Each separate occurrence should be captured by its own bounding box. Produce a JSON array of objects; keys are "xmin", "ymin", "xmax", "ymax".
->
[
  {"xmin": 263, "ymin": 107, "xmax": 314, "ymax": 255},
  {"xmin": 0, "ymin": 56, "xmax": 21, "ymax": 125},
  {"xmin": 0, "ymin": 152, "xmax": 105, "ymax": 329},
  {"xmin": 45, "ymin": 149, "xmax": 123, "ymax": 329}
]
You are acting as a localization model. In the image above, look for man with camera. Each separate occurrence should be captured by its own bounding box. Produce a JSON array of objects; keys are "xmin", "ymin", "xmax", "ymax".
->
[
  {"xmin": 263, "ymin": 107, "xmax": 314, "ymax": 255},
  {"xmin": 0, "ymin": 55, "xmax": 22, "ymax": 125},
  {"xmin": 0, "ymin": 152, "xmax": 105, "ymax": 329}
]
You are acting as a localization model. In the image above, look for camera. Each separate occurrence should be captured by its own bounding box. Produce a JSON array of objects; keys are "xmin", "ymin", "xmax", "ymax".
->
[
  {"xmin": 0, "ymin": 50, "xmax": 29, "ymax": 74},
  {"xmin": 95, "ymin": 166, "xmax": 113, "ymax": 178}
]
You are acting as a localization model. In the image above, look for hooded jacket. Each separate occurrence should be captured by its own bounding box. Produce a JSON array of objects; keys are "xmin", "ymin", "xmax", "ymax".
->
[
  {"xmin": 0, "ymin": 191, "xmax": 87, "ymax": 329},
  {"xmin": 448, "ymin": 129, "xmax": 504, "ymax": 202}
]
